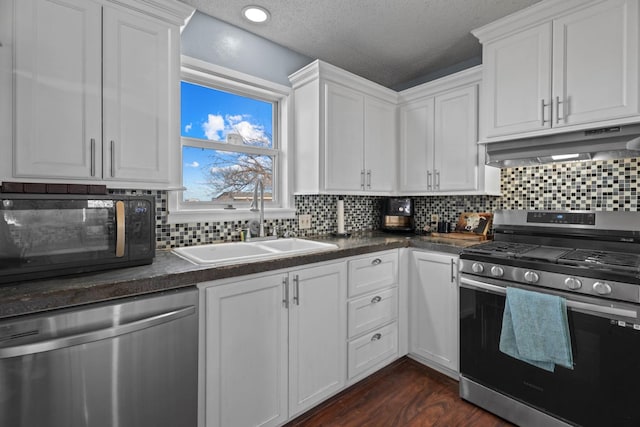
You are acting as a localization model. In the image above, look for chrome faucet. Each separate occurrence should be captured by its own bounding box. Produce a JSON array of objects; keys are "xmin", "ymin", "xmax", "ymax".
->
[{"xmin": 250, "ymin": 178, "xmax": 265, "ymax": 237}]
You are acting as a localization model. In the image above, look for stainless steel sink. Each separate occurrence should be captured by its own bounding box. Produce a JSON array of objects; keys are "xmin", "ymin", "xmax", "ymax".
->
[{"xmin": 172, "ymin": 238, "xmax": 338, "ymax": 266}]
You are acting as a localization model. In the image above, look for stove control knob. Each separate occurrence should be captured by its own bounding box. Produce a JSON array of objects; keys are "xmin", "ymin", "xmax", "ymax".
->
[
  {"xmin": 564, "ymin": 277, "xmax": 582, "ymax": 290},
  {"xmin": 471, "ymin": 263, "xmax": 484, "ymax": 274},
  {"xmin": 524, "ymin": 271, "xmax": 539, "ymax": 284},
  {"xmin": 593, "ymin": 282, "xmax": 612, "ymax": 295},
  {"xmin": 490, "ymin": 266, "xmax": 504, "ymax": 278}
]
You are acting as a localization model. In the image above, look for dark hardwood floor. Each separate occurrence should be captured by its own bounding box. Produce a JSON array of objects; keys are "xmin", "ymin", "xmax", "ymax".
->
[{"xmin": 285, "ymin": 357, "xmax": 515, "ymax": 427}]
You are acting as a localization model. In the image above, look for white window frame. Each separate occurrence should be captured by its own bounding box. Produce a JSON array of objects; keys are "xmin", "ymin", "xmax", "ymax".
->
[{"xmin": 167, "ymin": 56, "xmax": 295, "ymax": 223}]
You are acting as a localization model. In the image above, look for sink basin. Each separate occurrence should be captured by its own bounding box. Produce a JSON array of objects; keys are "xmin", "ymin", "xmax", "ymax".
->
[
  {"xmin": 172, "ymin": 241, "xmax": 275, "ymax": 265},
  {"xmin": 172, "ymin": 238, "xmax": 338, "ymax": 266},
  {"xmin": 255, "ymin": 238, "xmax": 338, "ymax": 253}
]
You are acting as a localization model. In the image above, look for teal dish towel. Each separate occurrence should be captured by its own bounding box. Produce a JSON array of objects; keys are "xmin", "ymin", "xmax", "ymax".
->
[{"xmin": 499, "ymin": 287, "xmax": 574, "ymax": 372}]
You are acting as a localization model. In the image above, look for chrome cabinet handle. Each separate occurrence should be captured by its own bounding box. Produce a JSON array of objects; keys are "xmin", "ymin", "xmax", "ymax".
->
[
  {"xmin": 371, "ymin": 333, "xmax": 382, "ymax": 342},
  {"xmin": 371, "ymin": 258, "xmax": 382, "ymax": 266},
  {"xmin": 540, "ymin": 99, "xmax": 550, "ymax": 126},
  {"xmin": 434, "ymin": 170, "xmax": 440, "ymax": 190},
  {"xmin": 427, "ymin": 170, "xmax": 432, "ymax": 190},
  {"xmin": 110, "ymin": 140, "xmax": 116, "ymax": 177},
  {"xmin": 450, "ymin": 258, "xmax": 456, "ymax": 283},
  {"xmin": 360, "ymin": 170, "xmax": 365, "ymax": 189},
  {"xmin": 371, "ymin": 295, "xmax": 382, "ymax": 304},
  {"xmin": 555, "ymin": 96, "xmax": 564, "ymax": 124},
  {"xmin": 0, "ymin": 305, "xmax": 196, "ymax": 359},
  {"xmin": 282, "ymin": 276, "xmax": 289, "ymax": 308},
  {"xmin": 90, "ymin": 138, "xmax": 96, "ymax": 177},
  {"xmin": 366, "ymin": 170, "xmax": 371, "ymax": 189},
  {"xmin": 293, "ymin": 274, "xmax": 300, "ymax": 306}
]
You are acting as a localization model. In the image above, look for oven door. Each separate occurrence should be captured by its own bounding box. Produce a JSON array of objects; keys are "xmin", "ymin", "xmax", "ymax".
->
[
  {"xmin": 0, "ymin": 197, "xmax": 128, "ymax": 282},
  {"xmin": 460, "ymin": 275, "xmax": 640, "ymax": 427}
]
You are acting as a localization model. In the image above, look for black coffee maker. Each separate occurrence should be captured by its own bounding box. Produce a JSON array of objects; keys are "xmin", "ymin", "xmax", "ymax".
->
[{"xmin": 381, "ymin": 198, "xmax": 414, "ymax": 232}]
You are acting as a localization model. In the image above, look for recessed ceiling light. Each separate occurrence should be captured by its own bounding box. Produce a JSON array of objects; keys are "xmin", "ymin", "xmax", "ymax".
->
[{"xmin": 242, "ymin": 5, "xmax": 270, "ymax": 23}]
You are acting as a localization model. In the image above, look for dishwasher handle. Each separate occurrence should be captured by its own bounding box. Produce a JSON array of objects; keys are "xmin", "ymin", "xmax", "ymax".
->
[{"xmin": 0, "ymin": 305, "xmax": 196, "ymax": 359}]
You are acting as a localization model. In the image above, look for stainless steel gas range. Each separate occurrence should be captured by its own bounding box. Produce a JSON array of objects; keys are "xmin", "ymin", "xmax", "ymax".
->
[{"xmin": 459, "ymin": 210, "xmax": 640, "ymax": 427}]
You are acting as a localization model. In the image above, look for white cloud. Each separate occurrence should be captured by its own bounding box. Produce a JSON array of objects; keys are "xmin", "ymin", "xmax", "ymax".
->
[
  {"xmin": 202, "ymin": 114, "xmax": 225, "ymax": 140},
  {"xmin": 226, "ymin": 114, "xmax": 244, "ymax": 123},
  {"xmin": 230, "ymin": 121, "xmax": 270, "ymax": 146},
  {"xmin": 185, "ymin": 161, "xmax": 199, "ymax": 168},
  {"xmin": 184, "ymin": 123, "xmax": 192, "ymax": 133},
  {"xmin": 200, "ymin": 113, "xmax": 270, "ymax": 146}
]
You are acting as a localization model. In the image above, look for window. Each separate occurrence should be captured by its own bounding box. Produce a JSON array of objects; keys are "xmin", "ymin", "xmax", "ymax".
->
[
  {"xmin": 168, "ymin": 57, "xmax": 294, "ymax": 223},
  {"xmin": 181, "ymin": 82, "xmax": 276, "ymax": 205}
]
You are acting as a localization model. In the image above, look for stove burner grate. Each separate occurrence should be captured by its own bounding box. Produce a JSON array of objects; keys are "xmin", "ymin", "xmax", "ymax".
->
[
  {"xmin": 465, "ymin": 241, "xmax": 538, "ymax": 257},
  {"xmin": 558, "ymin": 250, "xmax": 640, "ymax": 272}
]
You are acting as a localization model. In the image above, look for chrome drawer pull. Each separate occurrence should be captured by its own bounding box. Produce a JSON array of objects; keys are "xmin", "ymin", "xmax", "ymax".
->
[
  {"xmin": 371, "ymin": 296, "xmax": 382, "ymax": 304},
  {"xmin": 371, "ymin": 333, "xmax": 382, "ymax": 342},
  {"xmin": 371, "ymin": 258, "xmax": 382, "ymax": 266}
]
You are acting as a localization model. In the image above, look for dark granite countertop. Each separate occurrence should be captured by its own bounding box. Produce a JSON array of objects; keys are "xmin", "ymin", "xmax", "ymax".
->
[{"xmin": 0, "ymin": 231, "xmax": 482, "ymax": 319}]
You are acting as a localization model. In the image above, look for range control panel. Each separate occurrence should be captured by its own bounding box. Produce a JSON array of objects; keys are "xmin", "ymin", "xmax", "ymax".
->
[{"xmin": 526, "ymin": 211, "xmax": 596, "ymax": 225}]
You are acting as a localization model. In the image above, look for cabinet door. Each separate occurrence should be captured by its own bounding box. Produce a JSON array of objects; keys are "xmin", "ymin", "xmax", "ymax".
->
[
  {"xmin": 434, "ymin": 86, "xmax": 478, "ymax": 191},
  {"xmin": 103, "ymin": 6, "xmax": 170, "ymax": 183},
  {"xmin": 552, "ymin": 0, "xmax": 639, "ymax": 127},
  {"xmin": 409, "ymin": 251, "xmax": 458, "ymax": 374},
  {"xmin": 324, "ymin": 82, "xmax": 365, "ymax": 191},
  {"xmin": 14, "ymin": 0, "xmax": 102, "ymax": 179},
  {"xmin": 288, "ymin": 262, "xmax": 347, "ymax": 417},
  {"xmin": 204, "ymin": 274, "xmax": 288, "ymax": 427},
  {"xmin": 398, "ymin": 97, "xmax": 434, "ymax": 192},
  {"xmin": 482, "ymin": 23, "xmax": 552, "ymax": 137},
  {"xmin": 364, "ymin": 97, "xmax": 396, "ymax": 192}
]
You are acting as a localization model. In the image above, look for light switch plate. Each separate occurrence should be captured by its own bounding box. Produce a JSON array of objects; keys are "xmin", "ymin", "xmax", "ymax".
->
[
  {"xmin": 299, "ymin": 214, "xmax": 312, "ymax": 229},
  {"xmin": 431, "ymin": 214, "xmax": 439, "ymax": 223}
]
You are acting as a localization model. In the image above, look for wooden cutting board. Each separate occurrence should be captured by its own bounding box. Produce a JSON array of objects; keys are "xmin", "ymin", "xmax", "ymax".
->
[{"xmin": 430, "ymin": 232, "xmax": 490, "ymax": 241}]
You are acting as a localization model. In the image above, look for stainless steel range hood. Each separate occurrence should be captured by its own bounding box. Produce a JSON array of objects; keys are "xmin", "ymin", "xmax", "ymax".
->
[{"xmin": 485, "ymin": 124, "xmax": 640, "ymax": 167}]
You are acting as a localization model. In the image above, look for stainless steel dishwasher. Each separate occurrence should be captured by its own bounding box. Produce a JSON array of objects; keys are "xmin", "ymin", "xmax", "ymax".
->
[{"xmin": 0, "ymin": 287, "xmax": 198, "ymax": 427}]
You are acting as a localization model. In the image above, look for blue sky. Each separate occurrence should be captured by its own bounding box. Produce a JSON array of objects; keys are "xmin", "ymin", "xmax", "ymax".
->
[{"xmin": 181, "ymin": 82, "xmax": 273, "ymax": 201}]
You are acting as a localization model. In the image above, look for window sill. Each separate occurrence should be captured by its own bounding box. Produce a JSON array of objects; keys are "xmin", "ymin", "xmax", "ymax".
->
[{"xmin": 167, "ymin": 208, "xmax": 297, "ymax": 224}]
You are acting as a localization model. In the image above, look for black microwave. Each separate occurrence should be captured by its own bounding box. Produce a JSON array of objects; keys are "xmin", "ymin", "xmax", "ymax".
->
[{"xmin": 0, "ymin": 194, "xmax": 155, "ymax": 284}]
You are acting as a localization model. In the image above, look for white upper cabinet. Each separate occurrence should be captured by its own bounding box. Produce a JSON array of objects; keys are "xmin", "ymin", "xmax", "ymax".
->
[
  {"xmin": 102, "ymin": 6, "xmax": 170, "ymax": 183},
  {"xmin": 364, "ymin": 97, "xmax": 396, "ymax": 193},
  {"xmin": 324, "ymin": 83, "xmax": 365, "ymax": 192},
  {"xmin": 552, "ymin": 0, "xmax": 639, "ymax": 127},
  {"xmin": 475, "ymin": 0, "xmax": 640, "ymax": 141},
  {"xmin": 14, "ymin": 0, "xmax": 103, "ymax": 179},
  {"xmin": 433, "ymin": 86, "xmax": 479, "ymax": 191},
  {"xmin": 10, "ymin": 0, "xmax": 191, "ymax": 188},
  {"xmin": 398, "ymin": 67, "xmax": 500, "ymax": 195},
  {"xmin": 290, "ymin": 60, "xmax": 398, "ymax": 195},
  {"xmin": 481, "ymin": 23, "xmax": 552, "ymax": 137}
]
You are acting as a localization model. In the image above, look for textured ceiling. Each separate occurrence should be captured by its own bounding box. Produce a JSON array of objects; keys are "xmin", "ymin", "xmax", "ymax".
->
[{"xmin": 181, "ymin": 0, "xmax": 543, "ymax": 88}]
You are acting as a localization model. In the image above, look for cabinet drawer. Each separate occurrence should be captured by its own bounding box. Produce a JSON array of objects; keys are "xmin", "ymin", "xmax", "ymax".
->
[
  {"xmin": 348, "ymin": 287, "xmax": 398, "ymax": 338},
  {"xmin": 348, "ymin": 322, "xmax": 398, "ymax": 379},
  {"xmin": 348, "ymin": 251, "xmax": 398, "ymax": 297}
]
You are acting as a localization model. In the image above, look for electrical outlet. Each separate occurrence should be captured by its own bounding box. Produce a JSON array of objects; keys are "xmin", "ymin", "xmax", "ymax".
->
[
  {"xmin": 298, "ymin": 214, "xmax": 312, "ymax": 229},
  {"xmin": 431, "ymin": 214, "xmax": 440, "ymax": 223}
]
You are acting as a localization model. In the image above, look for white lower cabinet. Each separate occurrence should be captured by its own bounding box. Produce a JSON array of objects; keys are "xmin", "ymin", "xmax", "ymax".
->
[
  {"xmin": 200, "ymin": 261, "xmax": 346, "ymax": 427},
  {"xmin": 288, "ymin": 263, "xmax": 347, "ymax": 417},
  {"xmin": 346, "ymin": 251, "xmax": 400, "ymax": 381},
  {"xmin": 408, "ymin": 250, "xmax": 459, "ymax": 378}
]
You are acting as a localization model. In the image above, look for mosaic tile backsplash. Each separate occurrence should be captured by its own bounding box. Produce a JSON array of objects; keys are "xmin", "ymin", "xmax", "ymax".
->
[{"xmin": 112, "ymin": 157, "xmax": 640, "ymax": 249}]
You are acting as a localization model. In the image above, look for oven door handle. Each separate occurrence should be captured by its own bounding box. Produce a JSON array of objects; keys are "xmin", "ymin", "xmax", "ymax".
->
[{"xmin": 460, "ymin": 277, "xmax": 638, "ymax": 320}]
